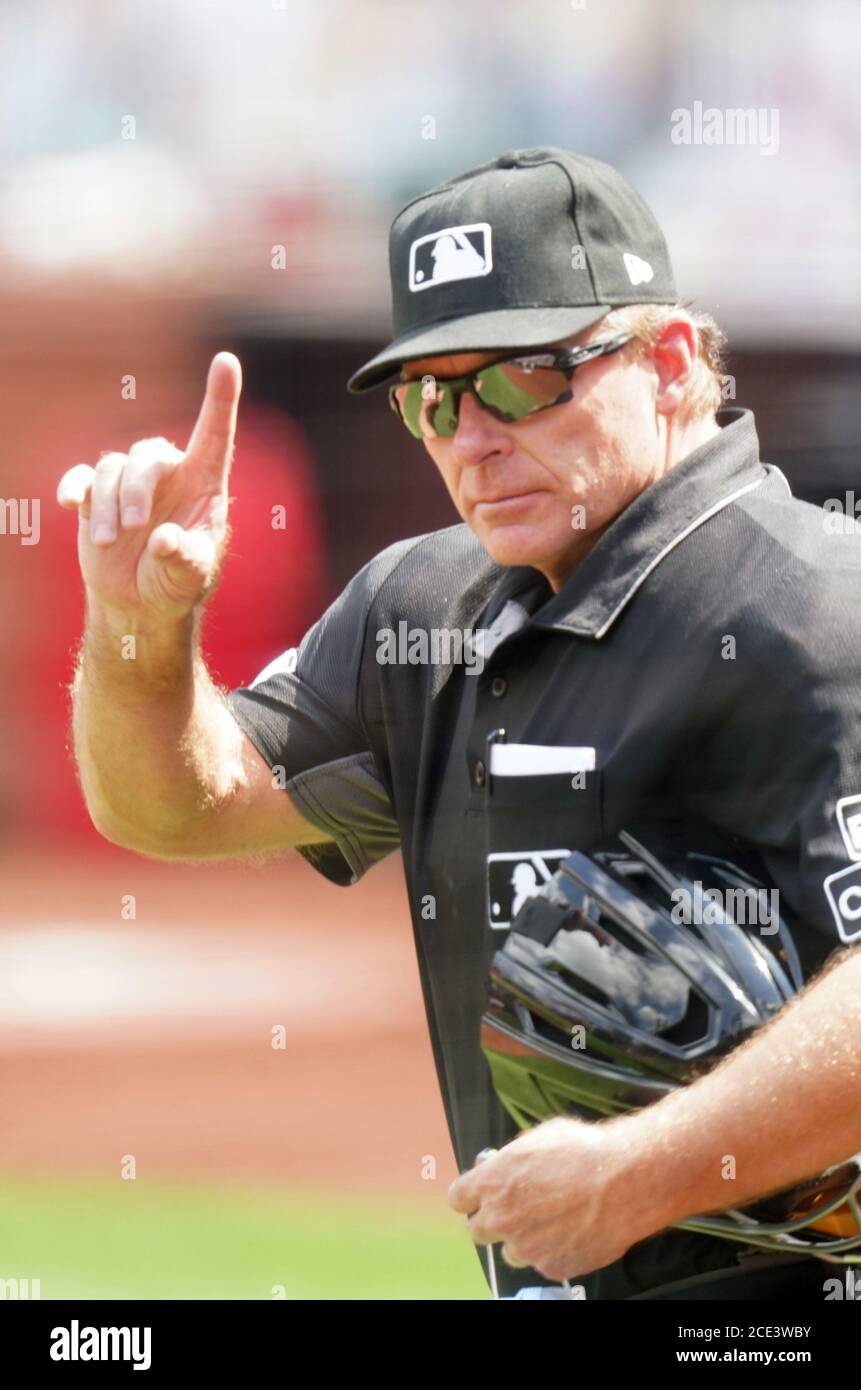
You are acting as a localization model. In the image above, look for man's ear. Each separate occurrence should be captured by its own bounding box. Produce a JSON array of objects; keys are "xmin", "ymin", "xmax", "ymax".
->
[{"xmin": 652, "ymin": 318, "xmax": 697, "ymax": 419}]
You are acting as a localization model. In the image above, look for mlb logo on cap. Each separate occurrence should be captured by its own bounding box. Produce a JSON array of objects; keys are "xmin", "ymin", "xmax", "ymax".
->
[{"xmin": 408, "ymin": 223, "xmax": 493, "ymax": 292}]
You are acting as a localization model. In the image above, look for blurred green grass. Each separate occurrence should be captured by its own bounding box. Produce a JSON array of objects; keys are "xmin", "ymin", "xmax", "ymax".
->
[{"xmin": 0, "ymin": 1177, "xmax": 489, "ymax": 1300}]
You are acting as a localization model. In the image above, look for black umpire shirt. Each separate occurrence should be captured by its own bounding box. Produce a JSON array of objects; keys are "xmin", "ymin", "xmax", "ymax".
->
[{"xmin": 227, "ymin": 406, "xmax": 861, "ymax": 1299}]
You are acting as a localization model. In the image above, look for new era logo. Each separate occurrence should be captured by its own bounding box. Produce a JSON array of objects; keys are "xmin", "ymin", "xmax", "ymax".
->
[
  {"xmin": 408, "ymin": 223, "xmax": 492, "ymax": 292},
  {"xmin": 622, "ymin": 252, "xmax": 654, "ymax": 286}
]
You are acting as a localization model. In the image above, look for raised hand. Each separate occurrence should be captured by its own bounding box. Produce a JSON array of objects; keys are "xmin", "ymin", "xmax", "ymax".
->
[{"xmin": 57, "ymin": 352, "xmax": 242, "ymax": 624}]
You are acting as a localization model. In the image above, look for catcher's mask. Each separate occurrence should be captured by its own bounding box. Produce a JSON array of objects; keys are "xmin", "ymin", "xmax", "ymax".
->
[{"xmin": 481, "ymin": 830, "xmax": 861, "ymax": 1263}]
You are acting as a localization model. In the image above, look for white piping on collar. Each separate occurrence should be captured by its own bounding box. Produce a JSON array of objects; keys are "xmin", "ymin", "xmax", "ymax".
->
[
  {"xmin": 766, "ymin": 463, "xmax": 793, "ymax": 498},
  {"xmin": 593, "ymin": 466, "xmax": 787, "ymax": 640}
]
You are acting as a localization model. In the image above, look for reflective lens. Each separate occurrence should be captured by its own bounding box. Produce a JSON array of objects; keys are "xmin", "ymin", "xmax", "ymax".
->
[
  {"xmin": 475, "ymin": 360, "xmax": 571, "ymax": 417},
  {"xmin": 390, "ymin": 336, "xmax": 634, "ymax": 440},
  {"xmin": 391, "ymin": 360, "xmax": 572, "ymax": 440}
]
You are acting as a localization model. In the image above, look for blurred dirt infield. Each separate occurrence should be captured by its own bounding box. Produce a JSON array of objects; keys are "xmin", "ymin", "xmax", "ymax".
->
[{"xmin": 0, "ymin": 839, "xmax": 459, "ymax": 1199}]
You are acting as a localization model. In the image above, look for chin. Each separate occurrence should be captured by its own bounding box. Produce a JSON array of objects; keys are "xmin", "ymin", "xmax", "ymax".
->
[{"xmin": 480, "ymin": 523, "xmax": 563, "ymax": 571}]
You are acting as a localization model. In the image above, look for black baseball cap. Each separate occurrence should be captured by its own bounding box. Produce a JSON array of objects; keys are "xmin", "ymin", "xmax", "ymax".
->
[{"xmin": 347, "ymin": 146, "xmax": 677, "ymax": 393}]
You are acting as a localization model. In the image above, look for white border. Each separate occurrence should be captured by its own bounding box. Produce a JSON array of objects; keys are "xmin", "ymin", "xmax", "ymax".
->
[{"xmin": 408, "ymin": 222, "xmax": 493, "ymax": 293}]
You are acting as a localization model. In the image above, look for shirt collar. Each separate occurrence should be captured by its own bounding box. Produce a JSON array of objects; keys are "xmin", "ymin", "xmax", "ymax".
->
[{"xmin": 486, "ymin": 407, "xmax": 790, "ymax": 640}]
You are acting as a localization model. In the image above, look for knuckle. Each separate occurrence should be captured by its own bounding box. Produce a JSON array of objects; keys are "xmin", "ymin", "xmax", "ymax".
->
[
  {"xmin": 128, "ymin": 436, "xmax": 179, "ymax": 463},
  {"xmin": 94, "ymin": 451, "xmax": 126, "ymax": 474},
  {"xmin": 501, "ymin": 1241, "xmax": 527, "ymax": 1269},
  {"xmin": 119, "ymin": 471, "xmax": 150, "ymax": 500},
  {"xmin": 466, "ymin": 1211, "xmax": 484, "ymax": 1240},
  {"xmin": 91, "ymin": 472, "xmax": 120, "ymax": 502}
]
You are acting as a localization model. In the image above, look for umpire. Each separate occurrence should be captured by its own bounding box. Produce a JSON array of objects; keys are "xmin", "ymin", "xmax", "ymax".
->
[{"xmin": 59, "ymin": 148, "xmax": 861, "ymax": 1300}]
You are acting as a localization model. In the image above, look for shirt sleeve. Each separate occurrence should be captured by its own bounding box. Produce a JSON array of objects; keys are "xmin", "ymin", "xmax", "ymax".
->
[
  {"xmin": 690, "ymin": 564, "xmax": 861, "ymax": 962},
  {"xmin": 225, "ymin": 541, "xmax": 419, "ymax": 886}
]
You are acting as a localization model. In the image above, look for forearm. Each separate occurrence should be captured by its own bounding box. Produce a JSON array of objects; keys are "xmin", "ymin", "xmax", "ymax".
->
[
  {"xmin": 610, "ymin": 946, "xmax": 861, "ymax": 1239},
  {"xmin": 71, "ymin": 598, "xmax": 245, "ymax": 853}
]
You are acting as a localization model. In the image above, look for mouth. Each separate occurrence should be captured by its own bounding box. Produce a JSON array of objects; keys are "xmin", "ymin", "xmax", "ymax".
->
[{"xmin": 472, "ymin": 490, "xmax": 545, "ymax": 516}]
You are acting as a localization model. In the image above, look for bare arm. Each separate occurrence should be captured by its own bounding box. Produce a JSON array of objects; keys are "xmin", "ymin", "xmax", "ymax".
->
[
  {"xmin": 450, "ymin": 945, "xmax": 861, "ymax": 1281},
  {"xmin": 617, "ymin": 943, "xmax": 861, "ymax": 1235},
  {"xmin": 71, "ymin": 602, "xmax": 329, "ymax": 860},
  {"xmin": 60, "ymin": 353, "xmax": 332, "ymax": 862}
]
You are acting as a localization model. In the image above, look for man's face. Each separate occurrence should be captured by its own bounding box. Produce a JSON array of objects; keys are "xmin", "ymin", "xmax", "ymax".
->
[{"xmin": 401, "ymin": 321, "xmax": 686, "ymax": 591}]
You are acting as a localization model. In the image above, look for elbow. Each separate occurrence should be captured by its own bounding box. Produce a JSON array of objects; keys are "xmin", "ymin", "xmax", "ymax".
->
[{"xmin": 85, "ymin": 801, "xmax": 185, "ymax": 861}]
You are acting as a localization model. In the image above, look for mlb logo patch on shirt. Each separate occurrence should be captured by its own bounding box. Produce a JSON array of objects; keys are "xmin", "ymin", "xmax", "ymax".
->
[
  {"xmin": 823, "ymin": 861, "xmax": 861, "ymax": 943},
  {"xmin": 835, "ymin": 794, "xmax": 861, "ymax": 860},
  {"xmin": 408, "ymin": 223, "xmax": 492, "ymax": 292},
  {"xmin": 486, "ymin": 848, "xmax": 571, "ymax": 930}
]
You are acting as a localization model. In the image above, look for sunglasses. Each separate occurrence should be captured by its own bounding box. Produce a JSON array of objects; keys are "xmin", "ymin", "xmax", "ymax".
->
[{"xmin": 389, "ymin": 332, "xmax": 634, "ymax": 440}]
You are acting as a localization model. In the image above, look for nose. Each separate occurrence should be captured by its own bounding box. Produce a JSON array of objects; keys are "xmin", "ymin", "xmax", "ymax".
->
[{"xmin": 450, "ymin": 389, "xmax": 512, "ymax": 465}]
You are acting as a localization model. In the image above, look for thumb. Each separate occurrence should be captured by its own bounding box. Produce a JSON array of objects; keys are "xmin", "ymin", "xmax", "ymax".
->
[{"xmin": 147, "ymin": 522, "xmax": 218, "ymax": 589}]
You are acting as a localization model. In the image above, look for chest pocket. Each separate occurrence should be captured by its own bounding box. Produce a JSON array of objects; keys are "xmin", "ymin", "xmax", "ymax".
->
[{"xmin": 480, "ymin": 743, "xmax": 603, "ymax": 932}]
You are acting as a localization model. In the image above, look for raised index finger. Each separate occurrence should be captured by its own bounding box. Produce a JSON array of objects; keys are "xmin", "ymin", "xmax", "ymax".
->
[{"xmin": 184, "ymin": 352, "xmax": 243, "ymax": 480}]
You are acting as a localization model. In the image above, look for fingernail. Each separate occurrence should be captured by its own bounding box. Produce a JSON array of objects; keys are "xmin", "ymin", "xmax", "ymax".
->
[
  {"xmin": 122, "ymin": 507, "xmax": 143, "ymax": 526},
  {"xmin": 93, "ymin": 525, "xmax": 115, "ymax": 543}
]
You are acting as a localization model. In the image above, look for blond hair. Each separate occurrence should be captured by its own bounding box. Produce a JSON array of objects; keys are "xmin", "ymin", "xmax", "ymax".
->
[{"xmin": 597, "ymin": 302, "xmax": 728, "ymax": 421}]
